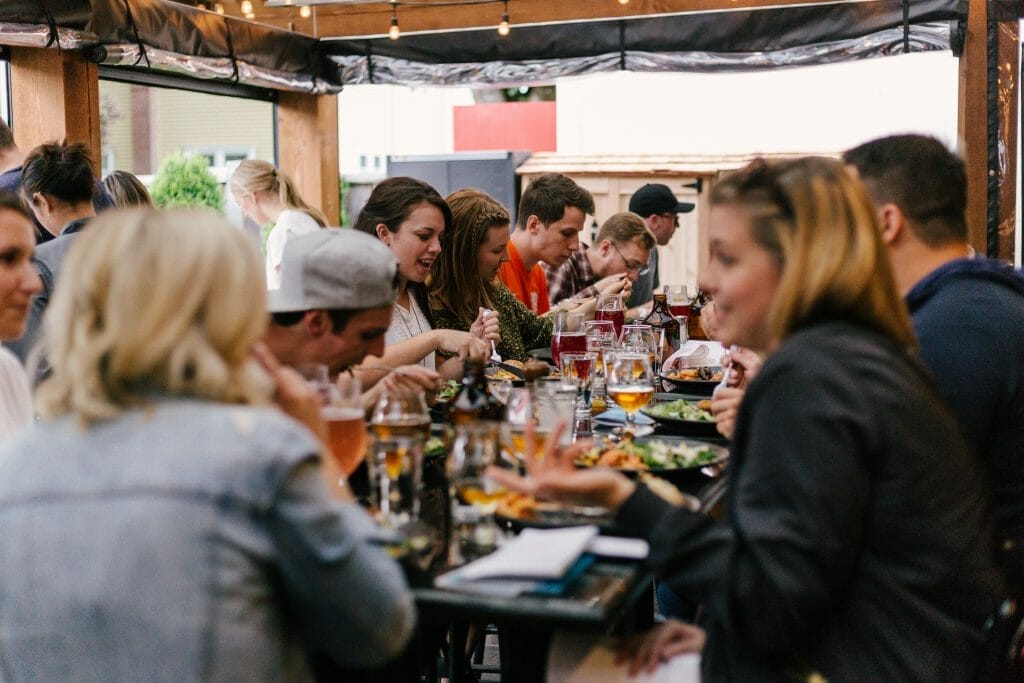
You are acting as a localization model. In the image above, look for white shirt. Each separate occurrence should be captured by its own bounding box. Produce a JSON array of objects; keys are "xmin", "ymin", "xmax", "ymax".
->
[
  {"xmin": 384, "ymin": 296, "xmax": 436, "ymax": 371},
  {"xmin": 0, "ymin": 347, "xmax": 32, "ymax": 442},
  {"xmin": 265, "ymin": 210, "xmax": 321, "ymax": 290}
]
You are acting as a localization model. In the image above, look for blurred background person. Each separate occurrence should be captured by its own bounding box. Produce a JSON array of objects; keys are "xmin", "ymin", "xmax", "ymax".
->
[
  {"xmin": 845, "ymin": 134, "xmax": 1024, "ymax": 591},
  {"xmin": 0, "ymin": 192, "xmax": 41, "ymax": 440},
  {"xmin": 430, "ymin": 188, "xmax": 550, "ymax": 363},
  {"xmin": 6, "ymin": 141, "xmax": 96, "ymax": 363},
  {"xmin": 230, "ymin": 158, "xmax": 328, "ymax": 290},
  {"xmin": 492, "ymin": 156, "xmax": 1003, "ymax": 681},
  {"xmin": 101, "ymin": 170, "xmax": 153, "ymax": 209},
  {"xmin": 0, "ymin": 207, "xmax": 413, "ymax": 679},
  {"xmin": 354, "ymin": 177, "xmax": 491, "ymax": 384},
  {"xmin": 626, "ymin": 182, "xmax": 695, "ymax": 311}
]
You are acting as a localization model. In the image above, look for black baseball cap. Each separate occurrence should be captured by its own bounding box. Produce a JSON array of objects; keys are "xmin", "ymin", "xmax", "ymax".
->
[{"xmin": 628, "ymin": 183, "xmax": 696, "ymax": 217}]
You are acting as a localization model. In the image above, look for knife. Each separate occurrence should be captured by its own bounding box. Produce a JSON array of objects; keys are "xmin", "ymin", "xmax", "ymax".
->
[{"xmin": 488, "ymin": 359, "xmax": 526, "ymax": 379}]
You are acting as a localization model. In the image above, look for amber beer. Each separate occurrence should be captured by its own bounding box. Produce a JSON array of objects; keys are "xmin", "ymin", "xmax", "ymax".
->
[
  {"xmin": 608, "ymin": 386, "xmax": 655, "ymax": 413},
  {"xmin": 323, "ymin": 406, "xmax": 368, "ymax": 476},
  {"xmin": 370, "ymin": 419, "xmax": 430, "ymax": 479}
]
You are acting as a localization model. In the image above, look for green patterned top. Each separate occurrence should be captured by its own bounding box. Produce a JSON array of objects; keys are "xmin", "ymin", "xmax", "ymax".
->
[{"xmin": 432, "ymin": 283, "xmax": 552, "ymax": 362}]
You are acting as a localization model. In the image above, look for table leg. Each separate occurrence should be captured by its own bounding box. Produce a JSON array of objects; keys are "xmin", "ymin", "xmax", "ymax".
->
[{"xmin": 498, "ymin": 624, "xmax": 551, "ymax": 683}]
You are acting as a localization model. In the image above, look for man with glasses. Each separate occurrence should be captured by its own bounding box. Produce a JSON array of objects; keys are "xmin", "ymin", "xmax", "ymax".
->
[
  {"xmin": 544, "ymin": 211, "xmax": 655, "ymax": 307},
  {"xmin": 627, "ymin": 183, "xmax": 695, "ymax": 310}
]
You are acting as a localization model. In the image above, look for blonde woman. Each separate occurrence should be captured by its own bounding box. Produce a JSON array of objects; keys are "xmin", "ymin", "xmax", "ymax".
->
[
  {"xmin": 100, "ymin": 170, "xmax": 153, "ymax": 209},
  {"xmin": 492, "ymin": 157, "xmax": 1002, "ymax": 680},
  {"xmin": 0, "ymin": 208, "xmax": 413, "ymax": 678},
  {"xmin": 230, "ymin": 159, "xmax": 328, "ymax": 289}
]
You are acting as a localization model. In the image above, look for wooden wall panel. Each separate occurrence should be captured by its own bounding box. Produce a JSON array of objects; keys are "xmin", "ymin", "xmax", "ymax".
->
[{"xmin": 277, "ymin": 92, "xmax": 340, "ymax": 224}]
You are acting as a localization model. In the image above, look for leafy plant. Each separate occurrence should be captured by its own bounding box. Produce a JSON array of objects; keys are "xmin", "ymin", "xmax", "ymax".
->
[{"xmin": 150, "ymin": 154, "xmax": 223, "ymax": 211}]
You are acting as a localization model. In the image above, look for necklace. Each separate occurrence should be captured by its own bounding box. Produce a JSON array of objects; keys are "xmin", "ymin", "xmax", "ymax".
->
[{"xmin": 395, "ymin": 298, "xmax": 426, "ymax": 340}]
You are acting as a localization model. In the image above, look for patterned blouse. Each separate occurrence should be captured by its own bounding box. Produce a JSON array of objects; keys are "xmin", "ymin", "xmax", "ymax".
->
[{"xmin": 432, "ymin": 283, "xmax": 552, "ymax": 363}]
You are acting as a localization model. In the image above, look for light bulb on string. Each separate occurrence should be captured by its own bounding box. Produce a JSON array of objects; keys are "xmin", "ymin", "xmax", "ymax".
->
[
  {"xmin": 240, "ymin": 0, "xmax": 253, "ymax": 13},
  {"xmin": 388, "ymin": 3, "xmax": 400, "ymax": 40},
  {"xmin": 299, "ymin": 5, "xmax": 311, "ymax": 18},
  {"xmin": 618, "ymin": 0, "xmax": 630, "ymax": 5},
  {"xmin": 214, "ymin": 2, "xmax": 224, "ymax": 13},
  {"xmin": 497, "ymin": 1, "xmax": 510, "ymax": 36}
]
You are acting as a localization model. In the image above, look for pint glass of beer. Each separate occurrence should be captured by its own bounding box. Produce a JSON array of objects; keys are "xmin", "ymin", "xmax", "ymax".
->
[{"xmin": 323, "ymin": 375, "xmax": 366, "ymax": 478}]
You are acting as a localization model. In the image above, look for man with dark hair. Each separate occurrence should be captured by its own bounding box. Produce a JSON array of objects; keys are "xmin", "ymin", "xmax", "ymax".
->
[
  {"xmin": 498, "ymin": 173, "xmax": 595, "ymax": 314},
  {"xmin": 0, "ymin": 119, "xmax": 113, "ymax": 243},
  {"xmin": 544, "ymin": 211, "xmax": 653, "ymax": 306},
  {"xmin": 627, "ymin": 183, "xmax": 695, "ymax": 310},
  {"xmin": 264, "ymin": 229, "xmax": 439, "ymax": 402},
  {"xmin": 845, "ymin": 134, "xmax": 1024, "ymax": 587}
]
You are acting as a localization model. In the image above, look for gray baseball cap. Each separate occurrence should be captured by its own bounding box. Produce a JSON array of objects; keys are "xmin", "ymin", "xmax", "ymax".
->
[{"xmin": 267, "ymin": 229, "xmax": 399, "ymax": 313}]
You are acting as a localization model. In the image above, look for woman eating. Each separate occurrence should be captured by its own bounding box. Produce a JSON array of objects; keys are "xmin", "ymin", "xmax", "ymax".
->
[
  {"xmin": 354, "ymin": 177, "xmax": 493, "ymax": 382},
  {"xmin": 490, "ymin": 157, "xmax": 1003, "ymax": 681},
  {"xmin": 429, "ymin": 188, "xmax": 553, "ymax": 363}
]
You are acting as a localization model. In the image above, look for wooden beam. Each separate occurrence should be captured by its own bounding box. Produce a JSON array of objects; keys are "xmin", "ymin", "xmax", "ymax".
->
[
  {"xmin": 8, "ymin": 47, "xmax": 101, "ymax": 176},
  {"xmin": 994, "ymin": 15, "xmax": 1018, "ymax": 262},
  {"xmin": 958, "ymin": 0, "xmax": 987, "ymax": 255},
  {"xmin": 251, "ymin": 0, "xmax": 840, "ymax": 39},
  {"xmin": 276, "ymin": 92, "xmax": 340, "ymax": 224}
]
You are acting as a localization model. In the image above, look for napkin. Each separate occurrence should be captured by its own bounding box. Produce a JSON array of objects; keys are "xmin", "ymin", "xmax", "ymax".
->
[
  {"xmin": 435, "ymin": 525, "xmax": 599, "ymax": 595},
  {"xmin": 664, "ymin": 341, "xmax": 727, "ymax": 370},
  {"xmin": 593, "ymin": 407, "xmax": 655, "ymax": 426},
  {"xmin": 546, "ymin": 631, "xmax": 701, "ymax": 683}
]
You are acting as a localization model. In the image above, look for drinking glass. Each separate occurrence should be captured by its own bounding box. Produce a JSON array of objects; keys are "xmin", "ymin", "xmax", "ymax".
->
[
  {"xmin": 665, "ymin": 285, "xmax": 693, "ymax": 318},
  {"xmin": 585, "ymin": 320, "xmax": 616, "ymax": 415},
  {"xmin": 447, "ymin": 422, "xmax": 505, "ymax": 557},
  {"xmin": 551, "ymin": 310, "xmax": 586, "ymax": 368},
  {"xmin": 323, "ymin": 374, "xmax": 366, "ymax": 480},
  {"xmin": 534, "ymin": 376, "xmax": 579, "ymax": 446},
  {"xmin": 297, "ymin": 363, "xmax": 332, "ymax": 405},
  {"xmin": 595, "ymin": 292, "xmax": 625, "ymax": 338},
  {"xmin": 560, "ymin": 352, "xmax": 596, "ymax": 407},
  {"xmin": 606, "ymin": 352, "xmax": 655, "ymax": 436},
  {"xmin": 501, "ymin": 387, "xmax": 546, "ymax": 466},
  {"xmin": 621, "ymin": 323, "xmax": 660, "ymax": 374},
  {"xmin": 368, "ymin": 387, "xmax": 430, "ymax": 530}
]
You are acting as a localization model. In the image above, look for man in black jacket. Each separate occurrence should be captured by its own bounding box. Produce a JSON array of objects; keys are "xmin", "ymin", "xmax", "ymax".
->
[{"xmin": 845, "ymin": 134, "xmax": 1024, "ymax": 588}]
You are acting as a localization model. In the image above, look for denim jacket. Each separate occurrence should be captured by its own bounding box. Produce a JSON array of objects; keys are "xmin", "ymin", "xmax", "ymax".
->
[{"xmin": 0, "ymin": 398, "xmax": 414, "ymax": 681}]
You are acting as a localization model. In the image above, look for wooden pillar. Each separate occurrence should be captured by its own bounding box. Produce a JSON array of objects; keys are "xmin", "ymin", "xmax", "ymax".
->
[
  {"xmin": 958, "ymin": 0, "xmax": 989, "ymax": 255},
  {"xmin": 8, "ymin": 47, "xmax": 101, "ymax": 176},
  {"xmin": 277, "ymin": 92, "xmax": 340, "ymax": 225}
]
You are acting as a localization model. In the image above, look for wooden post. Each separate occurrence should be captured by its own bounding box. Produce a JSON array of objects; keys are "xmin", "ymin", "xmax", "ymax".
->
[
  {"xmin": 958, "ymin": 0, "xmax": 989, "ymax": 255},
  {"xmin": 8, "ymin": 47, "xmax": 101, "ymax": 176},
  {"xmin": 277, "ymin": 92, "xmax": 340, "ymax": 225}
]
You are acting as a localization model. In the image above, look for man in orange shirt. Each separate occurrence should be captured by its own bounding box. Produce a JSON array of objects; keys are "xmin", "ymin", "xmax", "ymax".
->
[{"xmin": 498, "ymin": 173, "xmax": 595, "ymax": 314}]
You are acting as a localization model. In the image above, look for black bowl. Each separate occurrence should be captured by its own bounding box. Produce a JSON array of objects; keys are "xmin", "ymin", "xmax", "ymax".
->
[{"xmin": 659, "ymin": 366, "xmax": 723, "ymax": 396}]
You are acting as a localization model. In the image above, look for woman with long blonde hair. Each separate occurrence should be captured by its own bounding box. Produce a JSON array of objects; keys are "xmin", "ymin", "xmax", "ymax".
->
[
  {"xmin": 230, "ymin": 159, "xmax": 328, "ymax": 289},
  {"xmin": 0, "ymin": 208, "xmax": 413, "ymax": 679},
  {"xmin": 492, "ymin": 157, "xmax": 1003, "ymax": 681}
]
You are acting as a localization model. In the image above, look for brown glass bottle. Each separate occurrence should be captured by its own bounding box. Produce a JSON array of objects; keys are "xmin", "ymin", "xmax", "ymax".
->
[
  {"xmin": 642, "ymin": 293, "xmax": 681, "ymax": 356},
  {"xmin": 451, "ymin": 358, "xmax": 504, "ymax": 424},
  {"xmin": 688, "ymin": 289, "xmax": 710, "ymax": 340}
]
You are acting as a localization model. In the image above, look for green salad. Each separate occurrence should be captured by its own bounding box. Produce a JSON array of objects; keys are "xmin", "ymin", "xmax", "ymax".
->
[
  {"xmin": 579, "ymin": 438, "xmax": 721, "ymax": 470},
  {"xmin": 437, "ymin": 379, "xmax": 460, "ymax": 401},
  {"xmin": 645, "ymin": 399, "xmax": 714, "ymax": 422},
  {"xmin": 425, "ymin": 436, "xmax": 447, "ymax": 458}
]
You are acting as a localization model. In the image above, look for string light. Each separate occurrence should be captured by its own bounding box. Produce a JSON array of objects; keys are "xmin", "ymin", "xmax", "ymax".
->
[
  {"xmin": 240, "ymin": 0, "xmax": 253, "ymax": 13},
  {"xmin": 214, "ymin": 2, "xmax": 224, "ymax": 13},
  {"xmin": 299, "ymin": 5, "xmax": 311, "ymax": 18},
  {"xmin": 618, "ymin": 0, "xmax": 630, "ymax": 5},
  {"xmin": 283, "ymin": 0, "xmax": 293, "ymax": 4},
  {"xmin": 497, "ymin": 0, "xmax": 510, "ymax": 36},
  {"xmin": 388, "ymin": 2, "xmax": 400, "ymax": 40}
]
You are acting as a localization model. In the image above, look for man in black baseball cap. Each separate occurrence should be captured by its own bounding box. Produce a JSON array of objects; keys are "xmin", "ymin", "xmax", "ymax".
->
[{"xmin": 627, "ymin": 183, "xmax": 695, "ymax": 309}]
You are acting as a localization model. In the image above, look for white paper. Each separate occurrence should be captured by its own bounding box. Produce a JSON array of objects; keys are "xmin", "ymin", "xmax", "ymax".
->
[
  {"xmin": 436, "ymin": 525, "xmax": 599, "ymax": 589},
  {"xmin": 547, "ymin": 631, "xmax": 701, "ymax": 683},
  {"xmin": 586, "ymin": 535, "xmax": 649, "ymax": 560}
]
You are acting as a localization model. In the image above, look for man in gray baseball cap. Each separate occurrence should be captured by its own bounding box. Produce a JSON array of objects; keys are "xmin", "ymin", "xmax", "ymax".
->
[{"xmin": 264, "ymin": 229, "xmax": 402, "ymax": 373}]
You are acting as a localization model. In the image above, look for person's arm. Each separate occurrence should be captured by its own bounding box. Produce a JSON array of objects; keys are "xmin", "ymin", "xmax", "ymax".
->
[
  {"xmin": 267, "ymin": 458, "xmax": 415, "ymax": 668},
  {"xmin": 496, "ymin": 285, "xmax": 553, "ymax": 355}
]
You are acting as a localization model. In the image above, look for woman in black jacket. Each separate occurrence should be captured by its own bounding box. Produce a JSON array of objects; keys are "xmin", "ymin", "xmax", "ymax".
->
[{"xmin": 491, "ymin": 156, "xmax": 1004, "ymax": 682}]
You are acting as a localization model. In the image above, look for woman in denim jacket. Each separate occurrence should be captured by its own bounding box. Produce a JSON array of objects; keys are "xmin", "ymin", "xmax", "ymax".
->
[{"xmin": 0, "ymin": 208, "xmax": 414, "ymax": 680}]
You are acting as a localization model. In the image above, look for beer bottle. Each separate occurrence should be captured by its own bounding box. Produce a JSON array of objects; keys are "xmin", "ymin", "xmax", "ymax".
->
[
  {"xmin": 451, "ymin": 358, "xmax": 503, "ymax": 424},
  {"xmin": 642, "ymin": 292, "xmax": 681, "ymax": 356}
]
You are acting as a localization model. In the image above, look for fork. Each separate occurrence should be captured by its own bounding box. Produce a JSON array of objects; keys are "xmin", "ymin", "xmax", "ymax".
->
[
  {"xmin": 717, "ymin": 344, "xmax": 743, "ymax": 391},
  {"xmin": 482, "ymin": 308, "xmax": 502, "ymax": 363}
]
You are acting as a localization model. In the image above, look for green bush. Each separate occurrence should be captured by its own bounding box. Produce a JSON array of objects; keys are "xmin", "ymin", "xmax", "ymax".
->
[{"xmin": 150, "ymin": 155, "xmax": 223, "ymax": 211}]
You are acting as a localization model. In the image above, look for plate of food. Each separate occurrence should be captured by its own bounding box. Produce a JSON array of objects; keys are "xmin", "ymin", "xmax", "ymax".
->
[
  {"xmin": 576, "ymin": 434, "xmax": 727, "ymax": 488},
  {"xmin": 494, "ymin": 491, "xmax": 617, "ymax": 531},
  {"xmin": 642, "ymin": 398, "xmax": 719, "ymax": 437},
  {"xmin": 660, "ymin": 366, "xmax": 723, "ymax": 395}
]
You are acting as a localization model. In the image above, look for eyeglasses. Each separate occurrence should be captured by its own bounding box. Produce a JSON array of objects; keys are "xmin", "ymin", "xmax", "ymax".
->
[
  {"xmin": 610, "ymin": 242, "xmax": 650, "ymax": 276},
  {"xmin": 658, "ymin": 212, "xmax": 680, "ymax": 226}
]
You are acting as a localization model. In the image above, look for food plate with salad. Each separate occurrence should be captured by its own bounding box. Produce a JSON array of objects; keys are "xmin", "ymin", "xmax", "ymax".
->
[
  {"xmin": 576, "ymin": 434, "xmax": 727, "ymax": 488},
  {"xmin": 659, "ymin": 366, "xmax": 723, "ymax": 395},
  {"xmin": 642, "ymin": 398, "xmax": 719, "ymax": 437}
]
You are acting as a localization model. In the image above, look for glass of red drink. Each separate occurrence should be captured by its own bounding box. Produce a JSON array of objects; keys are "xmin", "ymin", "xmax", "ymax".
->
[
  {"xmin": 551, "ymin": 311, "xmax": 586, "ymax": 368},
  {"xmin": 596, "ymin": 293, "xmax": 625, "ymax": 338}
]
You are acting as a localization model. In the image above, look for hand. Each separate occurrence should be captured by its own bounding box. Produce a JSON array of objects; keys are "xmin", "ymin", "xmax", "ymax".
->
[
  {"xmin": 251, "ymin": 342, "xmax": 326, "ymax": 443},
  {"xmin": 617, "ymin": 620, "xmax": 706, "ymax": 675},
  {"xmin": 485, "ymin": 422, "xmax": 637, "ymax": 510},
  {"xmin": 710, "ymin": 385, "xmax": 744, "ymax": 440},
  {"xmin": 457, "ymin": 335, "xmax": 490, "ymax": 363},
  {"xmin": 593, "ymin": 273, "xmax": 630, "ymax": 297},
  {"xmin": 470, "ymin": 307, "xmax": 501, "ymax": 344},
  {"xmin": 433, "ymin": 329, "xmax": 486, "ymax": 357},
  {"xmin": 383, "ymin": 365, "xmax": 441, "ymax": 398},
  {"xmin": 720, "ymin": 346, "xmax": 763, "ymax": 390}
]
